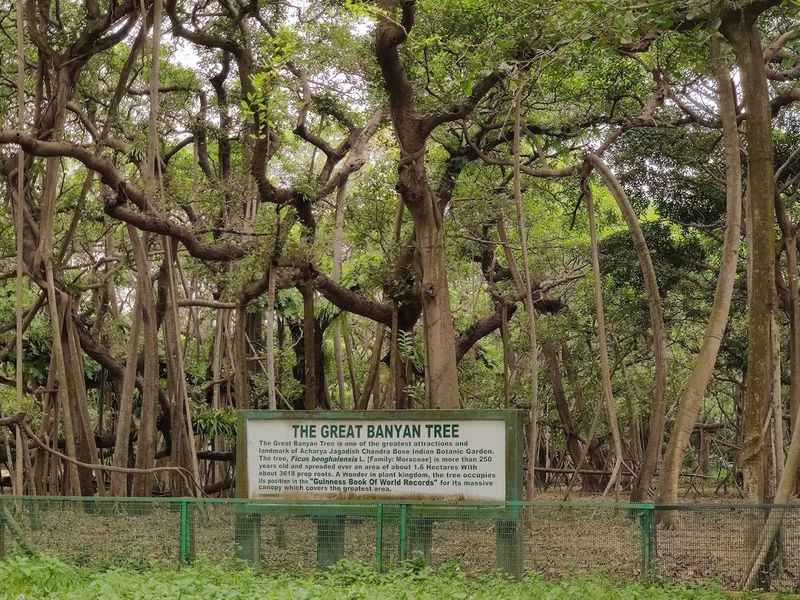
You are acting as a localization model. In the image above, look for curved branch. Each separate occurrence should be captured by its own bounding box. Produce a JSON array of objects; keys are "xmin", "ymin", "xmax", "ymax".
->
[
  {"xmin": 421, "ymin": 70, "xmax": 504, "ymax": 135},
  {"xmin": 312, "ymin": 272, "xmax": 394, "ymax": 325},
  {"xmin": 177, "ymin": 299, "xmax": 237, "ymax": 309},
  {"xmin": 376, "ymin": 1, "xmax": 416, "ymax": 126},
  {"xmin": 105, "ymin": 204, "xmax": 248, "ymax": 261},
  {"xmin": 0, "ymin": 130, "xmax": 250, "ymax": 261},
  {"xmin": 456, "ymin": 302, "xmax": 518, "ymax": 362}
]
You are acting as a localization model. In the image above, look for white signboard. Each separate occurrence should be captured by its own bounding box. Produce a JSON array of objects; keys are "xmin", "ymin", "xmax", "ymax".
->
[{"xmin": 245, "ymin": 418, "xmax": 506, "ymax": 501}]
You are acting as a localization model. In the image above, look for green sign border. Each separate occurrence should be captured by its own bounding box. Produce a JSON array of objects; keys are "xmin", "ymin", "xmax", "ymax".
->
[{"xmin": 236, "ymin": 409, "xmax": 524, "ymax": 503}]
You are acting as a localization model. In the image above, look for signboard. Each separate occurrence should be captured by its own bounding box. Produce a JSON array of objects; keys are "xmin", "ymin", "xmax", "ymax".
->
[{"xmin": 236, "ymin": 410, "xmax": 522, "ymax": 502}]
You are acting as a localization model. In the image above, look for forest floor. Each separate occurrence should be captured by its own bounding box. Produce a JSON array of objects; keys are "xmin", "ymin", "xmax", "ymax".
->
[
  {"xmin": 0, "ymin": 555, "xmax": 783, "ymax": 600},
  {"xmin": 3, "ymin": 491, "xmax": 799, "ymax": 592}
]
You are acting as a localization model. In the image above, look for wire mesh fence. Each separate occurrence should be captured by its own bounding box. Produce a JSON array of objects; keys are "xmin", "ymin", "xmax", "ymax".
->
[
  {"xmin": 654, "ymin": 504, "xmax": 800, "ymax": 592},
  {"xmin": 1, "ymin": 497, "xmax": 799, "ymax": 591}
]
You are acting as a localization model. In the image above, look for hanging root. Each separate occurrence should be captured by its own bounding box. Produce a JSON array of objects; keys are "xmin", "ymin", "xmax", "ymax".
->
[{"xmin": 0, "ymin": 413, "xmax": 205, "ymax": 497}]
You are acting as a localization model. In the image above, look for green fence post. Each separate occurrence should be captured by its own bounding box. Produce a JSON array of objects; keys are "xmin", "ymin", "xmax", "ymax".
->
[
  {"xmin": 639, "ymin": 504, "xmax": 655, "ymax": 580},
  {"xmin": 179, "ymin": 500, "xmax": 191, "ymax": 565},
  {"xmin": 375, "ymin": 504, "xmax": 384, "ymax": 573},
  {"xmin": 399, "ymin": 504, "xmax": 408, "ymax": 562}
]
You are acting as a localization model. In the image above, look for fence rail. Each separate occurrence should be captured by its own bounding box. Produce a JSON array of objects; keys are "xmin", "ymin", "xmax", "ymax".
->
[{"xmin": 1, "ymin": 496, "xmax": 799, "ymax": 591}]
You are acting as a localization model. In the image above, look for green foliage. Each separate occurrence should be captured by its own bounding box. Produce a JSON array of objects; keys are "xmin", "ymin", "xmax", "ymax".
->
[
  {"xmin": 241, "ymin": 27, "xmax": 299, "ymax": 132},
  {"xmin": 397, "ymin": 330, "xmax": 426, "ymax": 403},
  {"xmin": 0, "ymin": 556, "xmax": 755, "ymax": 600},
  {"xmin": 192, "ymin": 406, "xmax": 237, "ymax": 442},
  {"xmin": 600, "ymin": 221, "xmax": 708, "ymax": 324},
  {"xmin": 4, "ymin": 0, "xmax": 797, "ymax": 502},
  {"xmin": 397, "ymin": 330, "xmax": 424, "ymax": 372},
  {"xmin": 613, "ymin": 129, "xmax": 727, "ymax": 227}
]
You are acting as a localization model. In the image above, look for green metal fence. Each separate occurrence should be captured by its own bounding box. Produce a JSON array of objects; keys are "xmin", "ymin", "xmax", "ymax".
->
[{"xmin": 1, "ymin": 497, "xmax": 799, "ymax": 591}]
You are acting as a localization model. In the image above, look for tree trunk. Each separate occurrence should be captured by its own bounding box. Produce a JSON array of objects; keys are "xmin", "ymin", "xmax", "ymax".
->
[
  {"xmin": 375, "ymin": 0, "xmax": 461, "ymax": 409},
  {"xmin": 332, "ymin": 182, "xmax": 348, "ymax": 407},
  {"xmin": 300, "ymin": 283, "xmax": 320, "ymax": 410},
  {"xmin": 212, "ymin": 308, "xmax": 227, "ymax": 481},
  {"xmin": 14, "ymin": 426, "xmax": 23, "ymax": 495},
  {"xmin": 656, "ymin": 34, "xmax": 742, "ymax": 517},
  {"xmin": 500, "ymin": 303, "xmax": 514, "ymax": 408},
  {"xmin": 413, "ymin": 212, "xmax": 460, "ymax": 408},
  {"xmin": 110, "ymin": 290, "xmax": 142, "ymax": 496},
  {"xmin": 509, "ymin": 83, "xmax": 540, "ymax": 498},
  {"xmin": 745, "ymin": 323, "xmax": 800, "ymax": 587},
  {"xmin": 619, "ymin": 356, "xmax": 644, "ymax": 464},
  {"xmin": 722, "ymin": 11, "xmax": 776, "ymax": 508},
  {"xmin": 43, "ymin": 263, "xmax": 81, "ymax": 495},
  {"xmin": 233, "ymin": 305, "xmax": 250, "ymax": 409},
  {"xmin": 64, "ymin": 304, "xmax": 106, "ymax": 495},
  {"xmin": 584, "ymin": 178, "xmax": 624, "ymax": 496},
  {"xmin": 587, "ymin": 153, "xmax": 667, "ymax": 502},
  {"xmin": 162, "ymin": 241, "xmax": 201, "ymax": 495},
  {"xmin": 781, "ymin": 229, "xmax": 800, "ymax": 496},
  {"xmin": 772, "ymin": 314, "xmax": 785, "ymax": 485},
  {"xmin": 265, "ymin": 267, "xmax": 278, "ymax": 410},
  {"xmin": 562, "ymin": 341, "xmax": 585, "ymax": 419},
  {"xmin": 784, "ymin": 231, "xmax": 800, "ymax": 436},
  {"xmin": 357, "ymin": 324, "xmax": 385, "ymax": 410},
  {"xmin": 34, "ymin": 360, "xmax": 56, "ymax": 494},
  {"xmin": 131, "ymin": 0, "xmax": 164, "ymax": 498},
  {"xmin": 543, "ymin": 342, "xmax": 583, "ymax": 472},
  {"xmin": 343, "ymin": 319, "xmax": 360, "ymax": 405},
  {"xmin": 13, "ymin": 0, "xmax": 25, "ymax": 496},
  {"xmin": 130, "ymin": 228, "xmax": 160, "ymax": 497},
  {"xmin": 245, "ymin": 309, "xmax": 264, "ymax": 382}
]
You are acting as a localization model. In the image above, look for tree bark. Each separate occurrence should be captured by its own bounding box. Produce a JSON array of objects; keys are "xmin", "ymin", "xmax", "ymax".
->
[
  {"xmin": 265, "ymin": 266, "xmax": 278, "ymax": 410},
  {"xmin": 343, "ymin": 319, "xmax": 360, "ymax": 405},
  {"xmin": 43, "ymin": 263, "xmax": 81, "ymax": 495},
  {"xmin": 722, "ymin": 10, "xmax": 776, "ymax": 508},
  {"xmin": 162, "ymin": 240, "xmax": 201, "ymax": 495},
  {"xmin": 64, "ymin": 303, "xmax": 106, "ymax": 495},
  {"xmin": 772, "ymin": 314, "xmax": 785, "ymax": 485},
  {"xmin": 14, "ymin": 0, "xmax": 25, "ymax": 495},
  {"xmin": 357, "ymin": 324, "xmax": 385, "ymax": 410},
  {"xmin": 584, "ymin": 178, "xmax": 624, "ymax": 496},
  {"xmin": 500, "ymin": 303, "xmax": 514, "ymax": 408},
  {"xmin": 130, "ymin": 228, "xmax": 160, "ymax": 497},
  {"xmin": 300, "ymin": 283, "xmax": 320, "ymax": 409},
  {"xmin": 375, "ymin": 2, "xmax": 461, "ymax": 409},
  {"xmin": 332, "ymin": 182, "xmax": 348, "ymax": 407},
  {"xmin": 587, "ymin": 153, "xmax": 667, "ymax": 502},
  {"xmin": 233, "ymin": 305, "xmax": 250, "ymax": 409},
  {"xmin": 413, "ymin": 210, "xmax": 460, "ymax": 408},
  {"xmin": 110, "ymin": 289, "xmax": 142, "ymax": 496},
  {"xmin": 543, "ymin": 342, "xmax": 583, "ymax": 471},
  {"xmin": 509, "ymin": 83, "xmax": 540, "ymax": 498}
]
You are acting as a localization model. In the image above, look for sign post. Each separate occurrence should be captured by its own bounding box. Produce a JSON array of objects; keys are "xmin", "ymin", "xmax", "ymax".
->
[{"xmin": 235, "ymin": 410, "xmax": 523, "ymax": 572}]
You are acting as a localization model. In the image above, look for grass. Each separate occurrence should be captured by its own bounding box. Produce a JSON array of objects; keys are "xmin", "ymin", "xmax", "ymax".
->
[{"xmin": 0, "ymin": 556, "xmax": 790, "ymax": 600}]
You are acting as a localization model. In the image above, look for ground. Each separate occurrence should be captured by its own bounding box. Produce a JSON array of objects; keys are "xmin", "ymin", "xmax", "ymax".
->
[{"xmin": 3, "ymin": 492, "xmax": 799, "ymax": 592}]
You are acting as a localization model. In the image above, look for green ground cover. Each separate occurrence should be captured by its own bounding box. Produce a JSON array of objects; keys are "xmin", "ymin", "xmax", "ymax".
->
[{"xmin": 0, "ymin": 556, "xmax": 791, "ymax": 600}]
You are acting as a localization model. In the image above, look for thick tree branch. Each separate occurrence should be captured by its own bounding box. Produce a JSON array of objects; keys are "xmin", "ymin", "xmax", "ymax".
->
[
  {"xmin": 312, "ymin": 272, "xmax": 394, "ymax": 325},
  {"xmin": 0, "ymin": 130, "xmax": 249, "ymax": 261}
]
